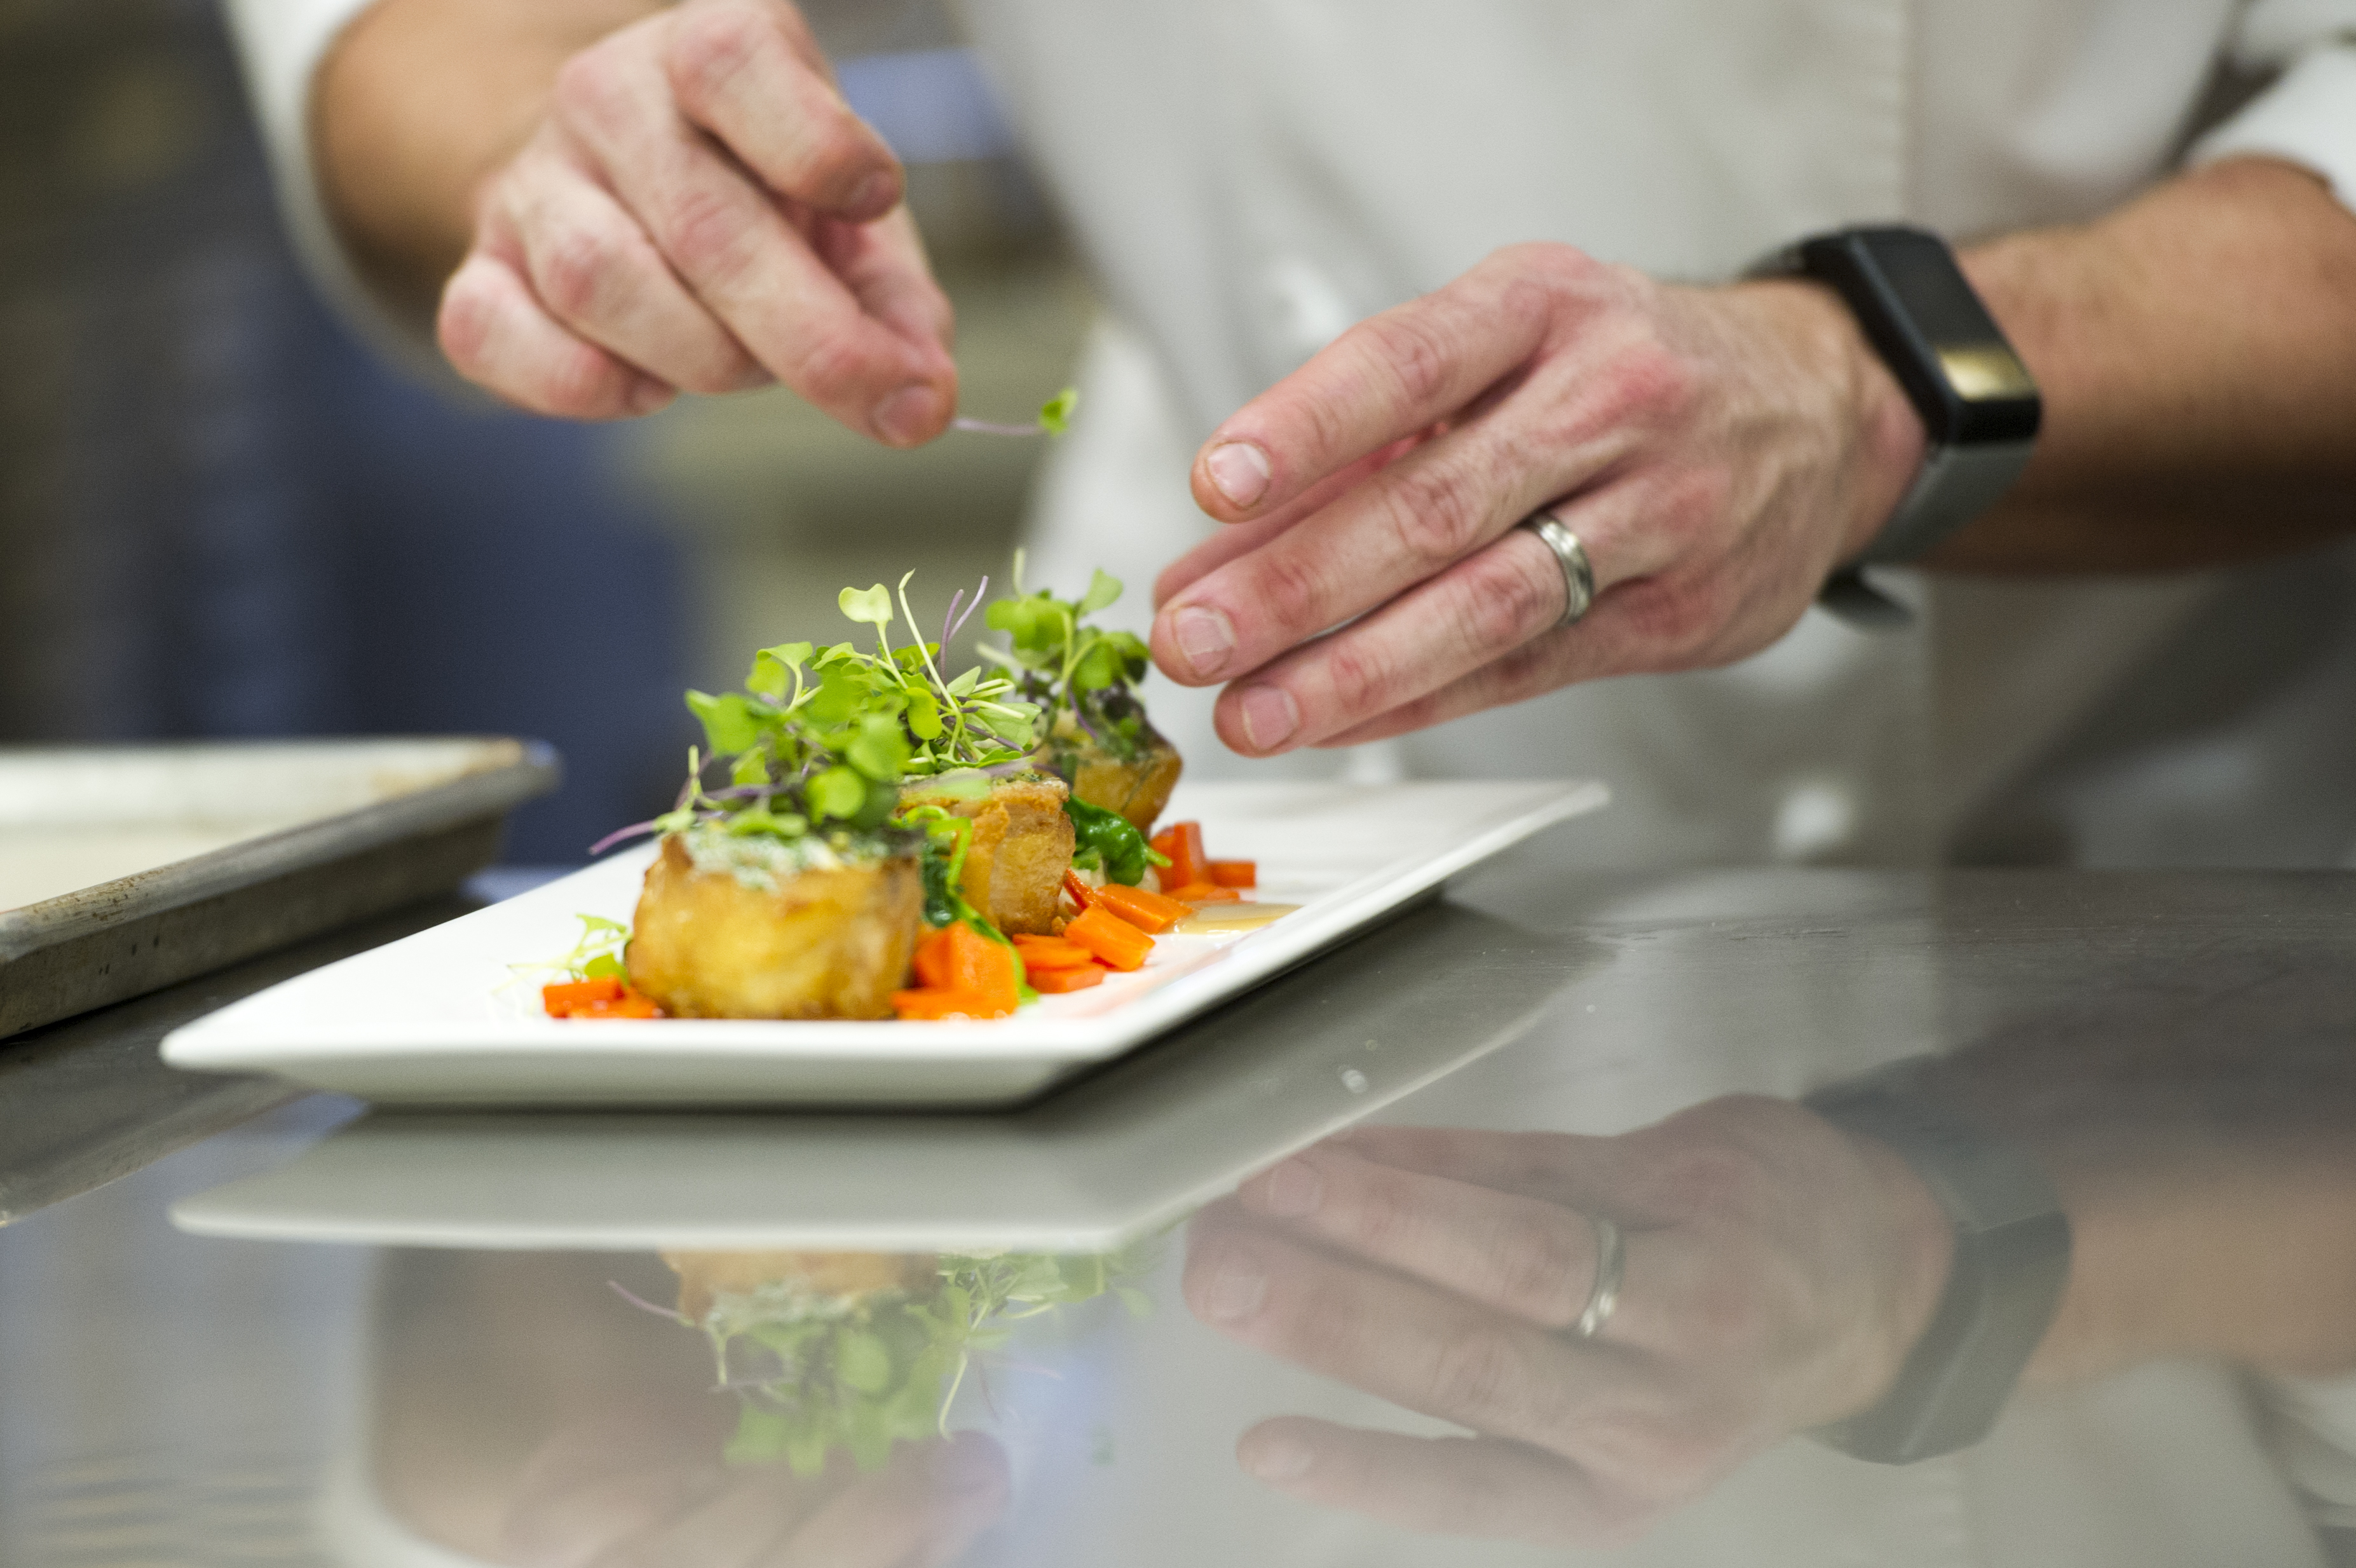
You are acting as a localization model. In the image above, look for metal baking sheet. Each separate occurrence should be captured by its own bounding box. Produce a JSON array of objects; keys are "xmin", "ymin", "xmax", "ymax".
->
[{"xmin": 0, "ymin": 738, "xmax": 558, "ymax": 1040}]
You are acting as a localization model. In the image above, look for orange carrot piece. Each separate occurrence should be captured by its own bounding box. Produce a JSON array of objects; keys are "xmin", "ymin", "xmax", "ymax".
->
[
  {"xmin": 575, "ymin": 988, "xmax": 660, "ymax": 1019},
  {"xmin": 1010, "ymin": 936, "xmax": 1099, "ymax": 969},
  {"xmin": 1092, "ymin": 882, "xmax": 1191, "ymax": 934},
  {"xmin": 913, "ymin": 925, "xmax": 957, "ymax": 990},
  {"xmin": 1062, "ymin": 869, "xmax": 1094, "ymax": 911},
  {"xmin": 1149, "ymin": 821, "xmax": 1209, "ymax": 890},
  {"xmin": 946, "ymin": 923, "xmax": 1022, "ymax": 1013},
  {"xmin": 891, "ymin": 988, "xmax": 1011, "ymax": 1021},
  {"xmin": 1063, "ymin": 906, "xmax": 1154, "ymax": 971},
  {"xmin": 1208, "ymin": 859, "xmax": 1256, "ymax": 889},
  {"xmin": 1030, "ymin": 965, "xmax": 1107, "ymax": 994},
  {"xmin": 543, "ymin": 976, "xmax": 624, "ymax": 1017},
  {"xmin": 1164, "ymin": 883, "xmax": 1242, "ymax": 903}
]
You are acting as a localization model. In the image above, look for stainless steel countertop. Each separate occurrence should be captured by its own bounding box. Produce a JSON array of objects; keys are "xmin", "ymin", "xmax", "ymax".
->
[{"xmin": 3, "ymin": 834, "xmax": 2352, "ymax": 1566}]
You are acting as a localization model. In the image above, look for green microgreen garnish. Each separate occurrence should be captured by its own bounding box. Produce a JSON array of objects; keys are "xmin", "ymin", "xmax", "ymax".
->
[
  {"xmin": 646, "ymin": 573, "xmax": 1042, "ymax": 849},
  {"xmin": 981, "ymin": 552, "xmax": 1157, "ymax": 765}
]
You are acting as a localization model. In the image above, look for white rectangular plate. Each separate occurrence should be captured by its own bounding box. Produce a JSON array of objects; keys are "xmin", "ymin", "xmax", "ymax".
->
[{"xmin": 162, "ymin": 779, "xmax": 1605, "ymax": 1107}]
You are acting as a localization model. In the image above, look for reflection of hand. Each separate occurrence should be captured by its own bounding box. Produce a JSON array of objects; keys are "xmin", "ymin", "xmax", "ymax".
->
[
  {"xmin": 496, "ymin": 1416, "xmax": 1007, "ymax": 1568},
  {"xmin": 1183, "ymin": 1099, "xmax": 1955, "ymax": 1544},
  {"xmin": 436, "ymin": 0, "xmax": 957, "ymax": 432},
  {"xmin": 1147, "ymin": 246, "xmax": 1926, "ymax": 755}
]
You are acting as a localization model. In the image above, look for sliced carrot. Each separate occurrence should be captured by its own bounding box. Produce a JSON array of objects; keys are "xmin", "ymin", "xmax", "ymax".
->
[
  {"xmin": 1208, "ymin": 859, "xmax": 1256, "ymax": 889},
  {"xmin": 891, "ymin": 988, "xmax": 1011, "ymax": 1021},
  {"xmin": 543, "ymin": 976, "xmax": 624, "ymax": 1017},
  {"xmin": 1029, "ymin": 965, "xmax": 1107, "ymax": 994},
  {"xmin": 1164, "ymin": 883, "xmax": 1242, "ymax": 903},
  {"xmin": 1091, "ymin": 882, "xmax": 1191, "ymax": 934},
  {"xmin": 1061, "ymin": 869, "xmax": 1094, "ymax": 911},
  {"xmin": 1010, "ymin": 936, "xmax": 1099, "ymax": 970},
  {"xmin": 912, "ymin": 925, "xmax": 957, "ymax": 990},
  {"xmin": 946, "ymin": 923, "xmax": 1022, "ymax": 1014},
  {"xmin": 1148, "ymin": 821, "xmax": 1209, "ymax": 890},
  {"xmin": 575, "ymin": 988, "xmax": 660, "ymax": 1019},
  {"xmin": 1063, "ymin": 906, "xmax": 1154, "ymax": 971}
]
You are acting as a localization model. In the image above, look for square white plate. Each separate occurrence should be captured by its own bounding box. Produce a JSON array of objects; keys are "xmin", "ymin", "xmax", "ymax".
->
[{"xmin": 161, "ymin": 779, "xmax": 1605, "ymax": 1107}]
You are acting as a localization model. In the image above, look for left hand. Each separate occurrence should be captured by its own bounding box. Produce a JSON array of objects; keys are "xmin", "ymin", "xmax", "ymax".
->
[
  {"xmin": 1181, "ymin": 1100, "xmax": 1955, "ymax": 1545},
  {"xmin": 1148, "ymin": 244, "xmax": 1926, "ymax": 755}
]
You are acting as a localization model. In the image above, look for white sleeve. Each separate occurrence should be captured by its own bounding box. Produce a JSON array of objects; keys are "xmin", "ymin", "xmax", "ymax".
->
[
  {"xmin": 2191, "ymin": 2, "xmax": 2356, "ymax": 213},
  {"xmin": 221, "ymin": 0, "xmax": 456, "ymax": 379}
]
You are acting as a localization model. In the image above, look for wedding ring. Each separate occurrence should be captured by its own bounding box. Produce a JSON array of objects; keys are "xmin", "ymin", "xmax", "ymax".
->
[
  {"xmin": 1520, "ymin": 510, "xmax": 1596, "ymax": 627},
  {"xmin": 1574, "ymin": 1213, "xmax": 1624, "ymax": 1340}
]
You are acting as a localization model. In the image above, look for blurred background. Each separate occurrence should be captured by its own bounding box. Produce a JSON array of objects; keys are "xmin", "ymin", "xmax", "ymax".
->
[{"xmin": 0, "ymin": 0, "xmax": 1092, "ymax": 863}]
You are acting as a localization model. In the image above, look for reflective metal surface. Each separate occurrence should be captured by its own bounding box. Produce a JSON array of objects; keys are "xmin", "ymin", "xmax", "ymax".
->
[{"xmin": 4, "ymin": 836, "xmax": 2354, "ymax": 1566}]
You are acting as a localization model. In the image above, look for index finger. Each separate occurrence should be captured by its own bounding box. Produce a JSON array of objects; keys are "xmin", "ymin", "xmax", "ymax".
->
[{"xmin": 1190, "ymin": 257, "xmax": 1556, "ymax": 521}]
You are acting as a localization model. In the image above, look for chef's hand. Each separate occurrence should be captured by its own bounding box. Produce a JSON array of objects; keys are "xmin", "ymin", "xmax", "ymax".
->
[
  {"xmin": 437, "ymin": 0, "xmax": 957, "ymax": 434},
  {"xmin": 496, "ymin": 1417, "xmax": 1009, "ymax": 1568},
  {"xmin": 1182, "ymin": 1100, "xmax": 1956, "ymax": 1545},
  {"xmin": 1148, "ymin": 246, "xmax": 1929, "ymax": 753}
]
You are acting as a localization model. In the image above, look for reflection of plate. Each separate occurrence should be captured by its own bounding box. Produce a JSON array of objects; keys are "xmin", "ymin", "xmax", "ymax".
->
[
  {"xmin": 170, "ymin": 902, "xmax": 1598, "ymax": 1252},
  {"xmin": 161, "ymin": 781, "xmax": 1605, "ymax": 1108}
]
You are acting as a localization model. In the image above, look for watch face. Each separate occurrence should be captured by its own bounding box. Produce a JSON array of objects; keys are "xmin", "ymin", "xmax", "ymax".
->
[
  {"xmin": 1801, "ymin": 228, "xmax": 2042, "ymax": 447},
  {"xmin": 1933, "ymin": 344, "xmax": 2037, "ymax": 404}
]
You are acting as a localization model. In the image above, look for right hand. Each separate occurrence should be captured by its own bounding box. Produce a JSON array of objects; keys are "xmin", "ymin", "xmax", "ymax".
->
[{"xmin": 438, "ymin": 0, "xmax": 958, "ymax": 435}]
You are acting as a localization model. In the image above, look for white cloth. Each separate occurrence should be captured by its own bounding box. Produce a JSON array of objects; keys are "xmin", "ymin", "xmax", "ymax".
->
[{"xmin": 220, "ymin": 0, "xmax": 2356, "ymax": 871}]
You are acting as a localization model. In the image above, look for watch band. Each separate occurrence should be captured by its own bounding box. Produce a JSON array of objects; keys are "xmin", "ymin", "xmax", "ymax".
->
[
  {"xmin": 1805, "ymin": 1064, "xmax": 2071, "ymax": 1464},
  {"xmin": 1752, "ymin": 226, "xmax": 2042, "ymax": 627}
]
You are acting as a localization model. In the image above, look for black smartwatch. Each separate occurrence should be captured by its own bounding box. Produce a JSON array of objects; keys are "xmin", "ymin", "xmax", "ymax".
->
[
  {"xmin": 1753, "ymin": 226, "xmax": 2042, "ymax": 625},
  {"xmin": 1804, "ymin": 1061, "xmax": 2071, "ymax": 1464}
]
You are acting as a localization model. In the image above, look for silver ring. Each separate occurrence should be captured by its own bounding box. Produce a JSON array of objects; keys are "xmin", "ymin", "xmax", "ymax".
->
[
  {"xmin": 1574, "ymin": 1213, "xmax": 1623, "ymax": 1339},
  {"xmin": 1521, "ymin": 510, "xmax": 1596, "ymax": 627}
]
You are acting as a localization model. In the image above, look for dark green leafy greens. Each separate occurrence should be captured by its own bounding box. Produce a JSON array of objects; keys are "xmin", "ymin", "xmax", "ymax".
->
[{"xmin": 1064, "ymin": 796, "xmax": 1159, "ymax": 887}]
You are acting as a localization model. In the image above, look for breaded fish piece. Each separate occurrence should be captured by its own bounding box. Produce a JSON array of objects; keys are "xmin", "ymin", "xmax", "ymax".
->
[
  {"xmin": 899, "ymin": 774, "xmax": 1075, "ymax": 936},
  {"xmin": 627, "ymin": 834, "xmax": 922, "ymax": 1019},
  {"xmin": 1042, "ymin": 712, "xmax": 1182, "ymax": 834}
]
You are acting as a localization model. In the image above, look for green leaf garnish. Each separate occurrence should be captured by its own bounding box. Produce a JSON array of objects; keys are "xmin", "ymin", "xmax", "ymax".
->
[{"xmin": 1037, "ymin": 385, "xmax": 1079, "ymax": 435}]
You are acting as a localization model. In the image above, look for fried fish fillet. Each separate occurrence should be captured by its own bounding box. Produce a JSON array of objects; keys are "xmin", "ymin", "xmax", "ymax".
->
[
  {"xmin": 1041, "ymin": 712, "xmax": 1182, "ymax": 834},
  {"xmin": 898, "ymin": 774, "xmax": 1075, "ymax": 936},
  {"xmin": 627, "ymin": 833, "xmax": 922, "ymax": 1019}
]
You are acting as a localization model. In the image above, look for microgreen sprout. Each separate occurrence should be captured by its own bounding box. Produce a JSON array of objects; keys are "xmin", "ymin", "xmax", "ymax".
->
[
  {"xmin": 507, "ymin": 913, "xmax": 630, "ymax": 988},
  {"xmin": 950, "ymin": 385, "xmax": 1080, "ymax": 439}
]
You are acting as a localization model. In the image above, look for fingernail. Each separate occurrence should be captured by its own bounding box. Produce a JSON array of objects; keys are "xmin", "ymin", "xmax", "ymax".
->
[
  {"xmin": 1243, "ymin": 1430, "xmax": 1314, "ymax": 1483},
  {"xmin": 874, "ymin": 384, "xmax": 943, "ymax": 445},
  {"xmin": 848, "ymin": 170, "xmax": 894, "ymax": 215},
  {"xmin": 1170, "ymin": 604, "xmax": 1235, "ymax": 679},
  {"xmin": 1205, "ymin": 1256, "xmax": 1267, "ymax": 1323},
  {"xmin": 1260, "ymin": 1157, "xmax": 1323, "ymax": 1218},
  {"xmin": 1239, "ymin": 685, "xmax": 1299, "ymax": 752},
  {"xmin": 1205, "ymin": 442, "xmax": 1272, "ymax": 508}
]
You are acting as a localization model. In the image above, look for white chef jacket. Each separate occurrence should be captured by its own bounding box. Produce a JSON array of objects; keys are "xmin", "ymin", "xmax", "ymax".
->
[{"xmin": 224, "ymin": 1, "xmax": 2356, "ymax": 873}]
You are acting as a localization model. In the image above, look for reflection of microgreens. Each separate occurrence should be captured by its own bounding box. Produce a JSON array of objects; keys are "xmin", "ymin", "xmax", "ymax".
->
[
  {"xmin": 587, "ymin": 573, "xmax": 1042, "ymax": 857},
  {"xmin": 653, "ymin": 1246, "xmax": 1157, "ymax": 1478},
  {"xmin": 981, "ymin": 552, "xmax": 1154, "ymax": 763},
  {"xmin": 950, "ymin": 385, "xmax": 1080, "ymax": 439}
]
